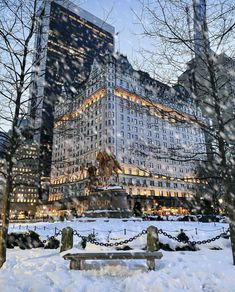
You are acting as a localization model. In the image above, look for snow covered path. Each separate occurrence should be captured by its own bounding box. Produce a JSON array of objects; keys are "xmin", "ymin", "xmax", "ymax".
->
[{"xmin": 0, "ymin": 219, "xmax": 234, "ymax": 292}]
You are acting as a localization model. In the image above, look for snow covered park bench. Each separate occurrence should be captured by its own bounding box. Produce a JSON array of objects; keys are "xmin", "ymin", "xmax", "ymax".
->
[{"xmin": 63, "ymin": 251, "xmax": 163, "ymax": 271}]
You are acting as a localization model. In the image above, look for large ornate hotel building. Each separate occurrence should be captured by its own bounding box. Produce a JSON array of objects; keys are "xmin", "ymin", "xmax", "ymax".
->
[{"xmin": 47, "ymin": 53, "xmax": 207, "ymax": 216}]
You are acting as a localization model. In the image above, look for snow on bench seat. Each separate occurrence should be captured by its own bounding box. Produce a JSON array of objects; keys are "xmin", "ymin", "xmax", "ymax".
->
[{"xmin": 63, "ymin": 251, "xmax": 163, "ymax": 270}]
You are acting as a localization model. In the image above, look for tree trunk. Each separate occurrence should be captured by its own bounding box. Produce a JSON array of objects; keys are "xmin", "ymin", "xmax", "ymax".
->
[
  {"xmin": 224, "ymin": 176, "xmax": 235, "ymax": 265},
  {"xmin": 228, "ymin": 207, "xmax": 235, "ymax": 265},
  {"xmin": 0, "ymin": 175, "xmax": 12, "ymax": 268},
  {"xmin": 204, "ymin": 48, "xmax": 235, "ymax": 266},
  {"xmin": 0, "ymin": 227, "xmax": 8, "ymax": 268}
]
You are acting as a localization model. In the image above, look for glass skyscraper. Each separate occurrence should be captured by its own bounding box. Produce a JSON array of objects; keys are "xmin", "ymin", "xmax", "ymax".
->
[{"xmin": 29, "ymin": 0, "xmax": 114, "ymax": 197}]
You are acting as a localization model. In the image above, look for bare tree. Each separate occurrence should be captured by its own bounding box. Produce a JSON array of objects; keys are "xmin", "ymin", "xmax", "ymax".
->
[
  {"xmin": 0, "ymin": 0, "xmax": 44, "ymax": 268},
  {"xmin": 135, "ymin": 0, "xmax": 235, "ymax": 264}
]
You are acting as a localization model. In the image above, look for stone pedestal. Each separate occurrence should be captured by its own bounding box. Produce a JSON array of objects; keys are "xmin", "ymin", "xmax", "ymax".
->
[
  {"xmin": 60, "ymin": 227, "xmax": 73, "ymax": 253},
  {"xmin": 84, "ymin": 187, "xmax": 131, "ymax": 218}
]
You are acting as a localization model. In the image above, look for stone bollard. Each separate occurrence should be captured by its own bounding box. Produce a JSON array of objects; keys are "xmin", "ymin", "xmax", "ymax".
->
[
  {"xmin": 60, "ymin": 227, "xmax": 73, "ymax": 253},
  {"xmin": 147, "ymin": 226, "xmax": 160, "ymax": 270}
]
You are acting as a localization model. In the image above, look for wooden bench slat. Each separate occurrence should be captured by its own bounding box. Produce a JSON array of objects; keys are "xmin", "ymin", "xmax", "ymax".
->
[{"xmin": 63, "ymin": 251, "xmax": 163, "ymax": 260}]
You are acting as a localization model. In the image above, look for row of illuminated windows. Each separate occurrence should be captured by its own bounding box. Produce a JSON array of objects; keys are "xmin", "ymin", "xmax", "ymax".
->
[
  {"xmin": 67, "ymin": 13, "xmax": 113, "ymax": 40},
  {"xmin": 120, "ymin": 158, "xmax": 190, "ymax": 173},
  {"xmin": 48, "ymin": 47, "xmax": 63, "ymax": 56},
  {"xmin": 19, "ymin": 155, "xmax": 37, "ymax": 159},
  {"xmin": 13, "ymin": 167, "xmax": 32, "ymax": 172},
  {"xmin": 11, "ymin": 199, "xmax": 37, "ymax": 203},
  {"xmin": 19, "ymin": 151, "xmax": 36, "ymax": 155},
  {"xmin": 122, "ymin": 177, "xmax": 193, "ymax": 189},
  {"xmin": 121, "ymin": 164, "xmax": 195, "ymax": 178},
  {"xmin": 48, "ymin": 39, "xmax": 87, "ymax": 60},
  {"xmin": 115, "ymin": 88, "xmax": 194, "ymax": 123},
  {"xmin": 127, "ymin": 188, "xmax": 192, "ymax": 198},
  {"xmin": 14, "ymin": 188, "xmax": 37, "ymax": 193},
  {"xmin": 20, "ymin": 146, "xmax": 37, "ymax": 151},
  {"xmin": 49, "ymin": 187, "xmax": 191, "ymax": 199},
  {"xmin": 14, "ymin": 193, "xmax": 37, "ymax": 197}
]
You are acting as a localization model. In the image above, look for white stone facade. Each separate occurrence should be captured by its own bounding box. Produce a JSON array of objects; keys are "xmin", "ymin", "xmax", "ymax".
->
[{"xmin": 50, "ymin": 54, "xmax": 207, "ymax": 213}]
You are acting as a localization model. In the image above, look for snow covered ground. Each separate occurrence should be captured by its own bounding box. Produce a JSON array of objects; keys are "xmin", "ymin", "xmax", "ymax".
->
[{"xmin": 0, "ymin": 218, "xmax": 234, "ymax": 292}]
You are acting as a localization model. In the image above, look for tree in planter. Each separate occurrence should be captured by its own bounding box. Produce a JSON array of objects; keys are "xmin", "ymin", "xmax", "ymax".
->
[
  {"xmin": 0, "ymin": 0, "xmax": 44, "ymax": 268},
  {"xmin": 135, "ymin": 0, "xmax": 235, "ymax": 264}
]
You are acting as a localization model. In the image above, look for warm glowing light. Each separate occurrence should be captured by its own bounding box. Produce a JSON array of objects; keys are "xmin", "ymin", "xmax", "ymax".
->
[{"xmin": 54, "ymin": 88, "xmax": 105, "ymax": 128}]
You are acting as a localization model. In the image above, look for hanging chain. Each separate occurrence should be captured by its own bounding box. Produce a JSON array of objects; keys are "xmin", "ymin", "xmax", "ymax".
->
[
  {"xmin": 73, "ymin": 229, "xmax": 147, "ymax": 247},
  {"xmin": 158, "ymin": 228, "xmax": 230, "ymax": 246},
  {"xmin": 41, "ymin": 227, "xmax": 230, "ymax": 246},
  {"xmin": 42, "ymin": 230, "xmax": 62, "ymax": 244}
]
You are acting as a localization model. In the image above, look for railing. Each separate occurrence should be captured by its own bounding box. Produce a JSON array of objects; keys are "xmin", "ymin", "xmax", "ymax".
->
[
  {"xmin": 23, "ymin": 226, "xmax": 230, "ymax": 247},
  {"xmin": 8, "ymin": 224, "xmax": 228, "ymax": 237}
]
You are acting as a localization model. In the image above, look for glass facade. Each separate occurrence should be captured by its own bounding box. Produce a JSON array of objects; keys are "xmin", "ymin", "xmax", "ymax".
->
[{"xmin": 30, "ymin": 1, "xmax": 114, "ymax": 185}]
